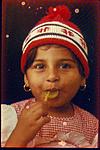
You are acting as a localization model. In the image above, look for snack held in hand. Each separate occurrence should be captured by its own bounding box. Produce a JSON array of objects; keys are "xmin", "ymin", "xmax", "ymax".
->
[{"xmin": 44, "ymin": 90, "xmax": 59, "ymax": 101}]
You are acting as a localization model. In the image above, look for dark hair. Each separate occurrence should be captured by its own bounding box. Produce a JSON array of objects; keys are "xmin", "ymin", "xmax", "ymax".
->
[
  {"xmin": 24, "ymin": 47, "xmax": 37, "ymax": 73},
  {"xmin": 68, "ymin": 48, "xmax": 85, "ymax": 77},
  {"xmin": 24, "ymin": 45, "xmax": 85, "ymax": 77}
]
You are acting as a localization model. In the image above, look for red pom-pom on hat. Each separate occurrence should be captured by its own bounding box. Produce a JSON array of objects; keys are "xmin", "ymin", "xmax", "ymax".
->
[
  {"xmin": 37, "ymin": 5, "xmax": 71, "ymax": 25},
  {"xmin": 48, "ymin": 5, "xmax": 71, "ymax": 21}
]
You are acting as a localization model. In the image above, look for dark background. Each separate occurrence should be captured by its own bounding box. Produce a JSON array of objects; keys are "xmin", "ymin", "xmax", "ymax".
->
[{"xmin": 1, "ymin": 0, "xmax": 100, "ymax": 118}]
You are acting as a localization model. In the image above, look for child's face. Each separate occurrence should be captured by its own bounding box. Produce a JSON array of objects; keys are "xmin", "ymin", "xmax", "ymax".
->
[{"xmin": 24, "ymin": 45, "xmax": 86, "ymax": 108}]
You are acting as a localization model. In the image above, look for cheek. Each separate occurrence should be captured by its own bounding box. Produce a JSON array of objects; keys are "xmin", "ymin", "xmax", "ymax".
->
[
  {"xmin": 27, "ymin": 72, "xmax": 44, "ymax": 86},
  {"xmin": 26, "ymin": 73, "xmax": 45, "ymax": 97},
  {"xmin": 62, "ymin": 72, "xmax": 82, "ymax": 94},
  {"xmin": 60, "ymin": 80, "xmax": 80, "ymax": 104}
]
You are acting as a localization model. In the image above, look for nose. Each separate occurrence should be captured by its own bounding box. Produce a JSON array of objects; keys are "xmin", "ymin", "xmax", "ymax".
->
[{"xmin": 46, "ymin": 69, "xmax": 60, "ymax": 83}]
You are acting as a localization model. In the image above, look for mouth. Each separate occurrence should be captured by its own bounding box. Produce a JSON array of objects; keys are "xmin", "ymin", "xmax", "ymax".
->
[{"xmin": 44, "ymin": 89, "xmax": 59, "ymax": 101}]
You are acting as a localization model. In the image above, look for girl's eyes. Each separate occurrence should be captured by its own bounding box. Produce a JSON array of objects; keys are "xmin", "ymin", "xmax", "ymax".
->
[
  {"xmin": 33, "ymin": 63, "xmax": 71, "ymax": 71},
  {"xmin": 59, "ymin": 63, "xmax": 71, "ymax": 69},
  {"xmin": 33, "ymin": 64, "xmax": 45, "ymax": 70}
]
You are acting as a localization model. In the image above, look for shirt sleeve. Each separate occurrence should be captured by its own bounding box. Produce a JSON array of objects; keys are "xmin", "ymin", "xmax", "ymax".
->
[{"xmin": 1, "ymin": 104, "xmax": 18, "ymax": 147}]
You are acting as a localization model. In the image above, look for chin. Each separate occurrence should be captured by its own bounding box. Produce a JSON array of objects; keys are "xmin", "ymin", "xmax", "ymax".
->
[{"xmin": 47, "ymin": 100, "xmax": 64, "ymax": 108}]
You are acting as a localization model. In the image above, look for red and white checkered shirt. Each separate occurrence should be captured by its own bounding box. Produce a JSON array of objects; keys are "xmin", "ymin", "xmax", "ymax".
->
[{"xmin": 11, "ymin": 98, "xmax": 98, "ymax": 147}]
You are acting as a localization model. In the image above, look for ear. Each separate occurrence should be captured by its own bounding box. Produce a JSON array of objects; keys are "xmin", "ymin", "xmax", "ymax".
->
[
  {"xmin": 80, "ymin": 77, "xmax": 86, "ymax": 86},
  {"xmin": 24, "ymin": 74, "xmax": 29, "ymax": 86}
]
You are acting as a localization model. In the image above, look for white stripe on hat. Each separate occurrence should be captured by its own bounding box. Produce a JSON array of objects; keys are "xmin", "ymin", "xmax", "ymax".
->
[
  {"xmin": 23, "ymin": 23, "xmax": 84, "ymax": 49},
  {"xmin": 29, "ymin": 21, "xmax": 83, "ymax": 38}
]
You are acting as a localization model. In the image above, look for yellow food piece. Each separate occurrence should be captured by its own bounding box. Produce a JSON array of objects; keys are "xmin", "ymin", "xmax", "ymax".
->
[
  {"xmin": 44, "ymin": 91, "xmax": 59, "ymax": 101},
  {"xmin": 44, "ymin": 91, "xmax": 50, "ymax": 102}
]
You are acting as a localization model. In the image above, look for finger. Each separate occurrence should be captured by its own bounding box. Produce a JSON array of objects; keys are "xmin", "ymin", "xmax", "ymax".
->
[
  {"xmin": 29, "ymin": 102, "xmax": 48, "ymax": 116},
  {"xmin": 42, "ymin": 101, "xmax": 49, "ymax": 112},
  {"xmin": 30, "ymin": 102, "xmax": 43, "ymax": 112},
  {"xmin": 24, "ymin": 100, "xmax": 48, "ymax": 114},
  {"xmin": 32, "ymin": 107, "xmax": 48, "ymax": 120},
  {"xmin": 23, "ymin": 101, "xmax": 41, "ymax": 113},
  {"xmin": 36, "ymin": 116, "xmax": 51, "ymax": 128}
]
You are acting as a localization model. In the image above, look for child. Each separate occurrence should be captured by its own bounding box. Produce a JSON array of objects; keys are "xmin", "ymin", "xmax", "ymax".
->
[{"xmin": 1, "ymin": 5, "xmax": 98, "ymax": 148}]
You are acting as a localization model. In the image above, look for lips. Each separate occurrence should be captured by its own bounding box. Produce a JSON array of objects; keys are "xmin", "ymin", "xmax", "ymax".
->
[{"xmin": 45, "ymin": 87, "xmax": 60, "ymax": 92}]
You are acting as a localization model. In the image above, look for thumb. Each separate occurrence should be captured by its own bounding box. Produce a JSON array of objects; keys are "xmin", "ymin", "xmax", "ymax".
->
[{"xmin": 37, "ymin": 115, "xmax": 51, "ymax": 128}]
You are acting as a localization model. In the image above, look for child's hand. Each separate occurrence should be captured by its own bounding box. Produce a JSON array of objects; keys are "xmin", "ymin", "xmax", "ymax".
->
[{"xmin": 5, "ymin": 101, "xmax": 50, "ymax": 147}]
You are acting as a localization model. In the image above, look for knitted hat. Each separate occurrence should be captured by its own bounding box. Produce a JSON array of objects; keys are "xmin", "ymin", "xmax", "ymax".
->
[{"xmin": 21, "ymin": 5, "xmax": 89, "ymax": 78}]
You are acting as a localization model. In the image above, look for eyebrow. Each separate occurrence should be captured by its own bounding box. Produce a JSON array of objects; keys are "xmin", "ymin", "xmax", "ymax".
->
[
  {"xmin": 34, "ymin": 59, "xmax": 44, "ymax": 61},
  {"xmin": 34, "ymin": 58, "xmax": 76, "ymax": 63},
  {"xmin": 58, "ymin": 59, "xmax": 76, "ymax": 63}
]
